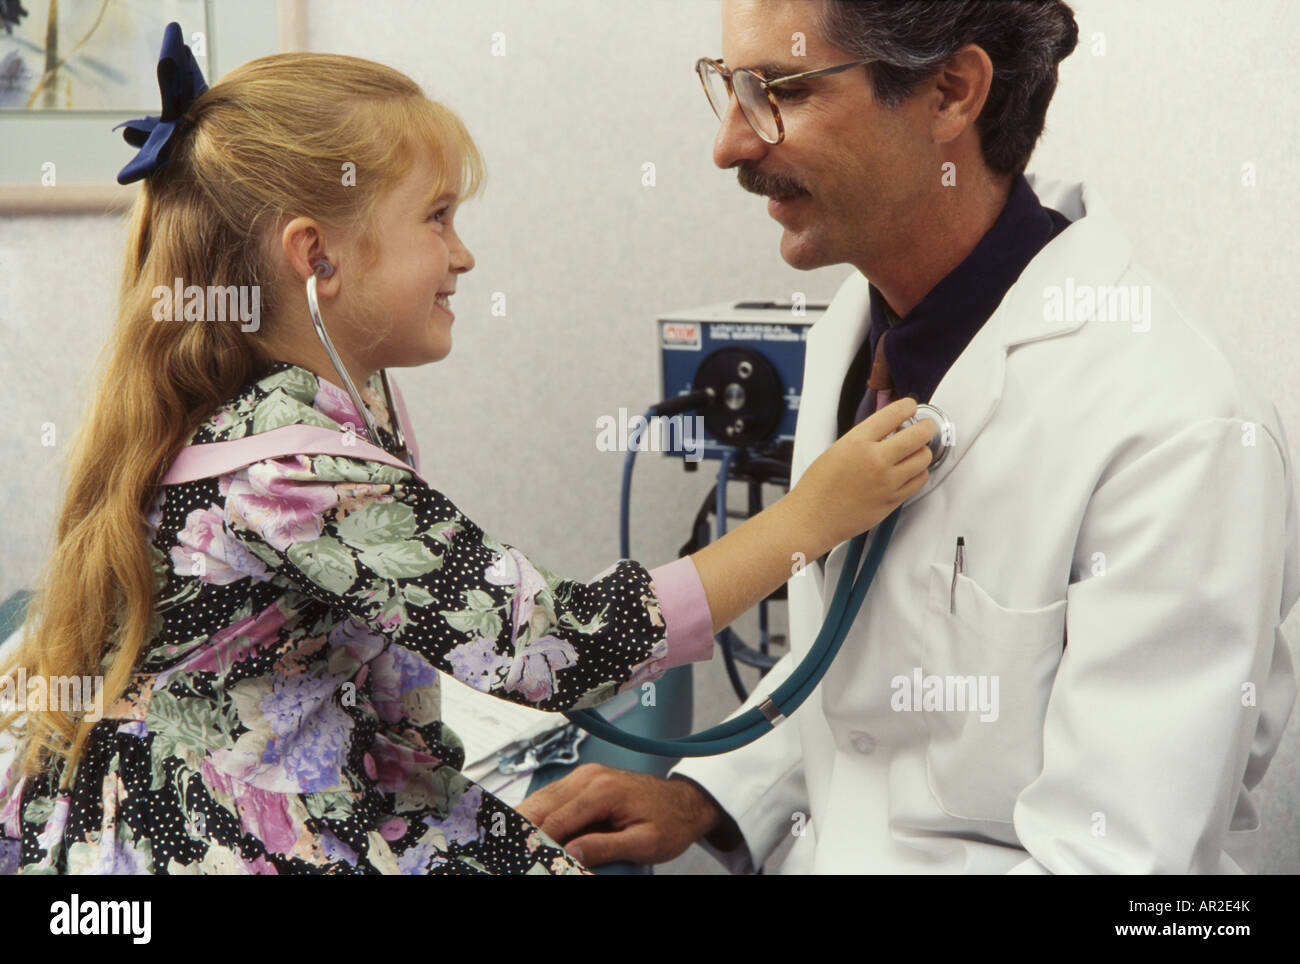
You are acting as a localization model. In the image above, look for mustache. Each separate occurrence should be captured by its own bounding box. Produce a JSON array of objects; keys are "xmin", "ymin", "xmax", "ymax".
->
[{"xmin": 737, "ymin": 164, "xmax": 807, "ymax": 198}]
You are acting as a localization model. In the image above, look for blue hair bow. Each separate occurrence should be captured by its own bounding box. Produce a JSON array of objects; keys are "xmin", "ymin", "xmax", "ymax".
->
[{"xmin": 113, "ymin": 22, "xmax": 209, "ymax": 185}]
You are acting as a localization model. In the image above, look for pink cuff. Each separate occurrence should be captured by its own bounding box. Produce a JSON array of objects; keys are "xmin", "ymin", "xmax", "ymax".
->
[{"xmin": 647, "ymin": 557, "xmax": 715, "ymax": 669}]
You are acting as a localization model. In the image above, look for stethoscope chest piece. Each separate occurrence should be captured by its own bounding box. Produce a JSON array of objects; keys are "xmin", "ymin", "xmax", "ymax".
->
[{"xmin": 898, "ymin": 402, "xmax": 955, "ymax": 472}]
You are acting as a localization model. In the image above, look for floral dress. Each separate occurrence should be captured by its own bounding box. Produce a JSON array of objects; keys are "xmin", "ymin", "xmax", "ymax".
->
[{"xmin": 0, "ymin": 360, "xmax": 673, "ymax": 874}]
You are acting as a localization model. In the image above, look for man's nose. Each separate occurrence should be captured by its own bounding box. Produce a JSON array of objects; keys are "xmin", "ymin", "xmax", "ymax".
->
[{"xmin": 711, "ymin": 93, "xmax": 769, "ymax": 170}]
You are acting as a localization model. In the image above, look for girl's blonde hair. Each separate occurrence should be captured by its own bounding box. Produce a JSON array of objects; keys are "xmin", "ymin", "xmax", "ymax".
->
[{"xmin": 0, "ymin": 52, "xmax": 484, "ymax": 785}]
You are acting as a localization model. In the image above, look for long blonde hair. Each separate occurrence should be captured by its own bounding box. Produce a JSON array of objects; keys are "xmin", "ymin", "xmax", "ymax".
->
[{"xmin": 0, "ymin": 52, "xmax": 484, "ymax": 786}]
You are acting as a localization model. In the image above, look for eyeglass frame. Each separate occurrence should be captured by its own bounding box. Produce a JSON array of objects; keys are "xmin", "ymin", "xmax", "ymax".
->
[{"xmin": 695, "ymin": 55, "xmax": 876, "ymax": 144}]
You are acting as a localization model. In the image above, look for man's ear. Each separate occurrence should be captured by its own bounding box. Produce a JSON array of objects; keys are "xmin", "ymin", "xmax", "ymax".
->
[{"xmin": 930, "ymin": 43, "xmax": 994, "ymax": 147}]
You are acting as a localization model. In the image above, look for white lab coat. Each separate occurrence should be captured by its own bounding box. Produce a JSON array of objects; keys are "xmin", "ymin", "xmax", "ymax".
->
[{"xmin": 670, "ymin": 176, "xmax": 1299, "ymax": 874}]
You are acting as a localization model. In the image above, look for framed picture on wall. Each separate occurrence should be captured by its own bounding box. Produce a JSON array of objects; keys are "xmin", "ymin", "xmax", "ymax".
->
[{"xmin": 0, "ymin": 0, "xmax": 305, "ymax": 213}]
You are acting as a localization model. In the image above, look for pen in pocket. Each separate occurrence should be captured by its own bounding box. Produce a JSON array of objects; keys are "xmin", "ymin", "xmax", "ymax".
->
[{"xmin": 950, "ymin": 536, "xmax": 965, "ymax": 614}]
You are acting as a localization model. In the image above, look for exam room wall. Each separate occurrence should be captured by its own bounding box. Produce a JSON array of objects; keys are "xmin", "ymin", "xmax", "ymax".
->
[{"xmin": 1, "ymin": 0, "xmax": 1296, "ymax": 874}]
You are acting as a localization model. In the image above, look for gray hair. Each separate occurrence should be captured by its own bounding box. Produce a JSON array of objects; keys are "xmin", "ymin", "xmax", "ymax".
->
[{"xmin": 812, "ymin": 0, "xmax": 1079, "ymax": 176}]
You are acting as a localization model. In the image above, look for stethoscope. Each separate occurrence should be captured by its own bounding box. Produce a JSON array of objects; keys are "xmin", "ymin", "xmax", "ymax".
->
[
  {"xmin": 305, "ymin": 266, "xmax": 413, "ymax": 466},
  {"xmin": 565, "ymin": 403, "xmax": 956, "ymax": 757},
  {"xmin": 308, "ymin": 262, "xmax": 956, "ymax": 758}
]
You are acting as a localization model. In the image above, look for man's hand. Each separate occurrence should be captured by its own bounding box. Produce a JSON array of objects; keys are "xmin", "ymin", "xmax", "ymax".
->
[{"xmin": 516, "ymin": 764, "xmax": 721, "ymax": 866}]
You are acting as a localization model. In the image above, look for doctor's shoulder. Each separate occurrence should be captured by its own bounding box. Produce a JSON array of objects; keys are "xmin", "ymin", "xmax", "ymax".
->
[
  {"xmin": 1034, "ymin": 259, "xmax": 1288, "ymax": 461},
  {"xmin": 1124, "ymin": 262, "xmax": 1287, "ymax": 452}
]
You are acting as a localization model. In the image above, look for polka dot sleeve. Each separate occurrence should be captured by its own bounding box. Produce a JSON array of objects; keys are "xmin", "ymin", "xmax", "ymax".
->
[{"xmin": 221, "ymin": 453, "xmax": 672, "ymax": 713}]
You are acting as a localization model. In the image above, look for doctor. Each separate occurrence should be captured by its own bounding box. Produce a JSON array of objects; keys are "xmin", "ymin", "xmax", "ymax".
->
[{"xmin": 518, "ymin": 0, "xmax": 1298, "ymax": 873}]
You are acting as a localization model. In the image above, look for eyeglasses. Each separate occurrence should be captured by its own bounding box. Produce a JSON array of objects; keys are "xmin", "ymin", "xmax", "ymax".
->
[{"xmin": 695, "ymin": 55, "xmax": 875, "ymax": 145}]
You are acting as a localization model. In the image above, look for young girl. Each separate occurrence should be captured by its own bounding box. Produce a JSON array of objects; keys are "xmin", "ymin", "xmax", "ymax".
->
[{"xmin": 0, "ymin": 39, "xmax": 934, "ymax": 875}]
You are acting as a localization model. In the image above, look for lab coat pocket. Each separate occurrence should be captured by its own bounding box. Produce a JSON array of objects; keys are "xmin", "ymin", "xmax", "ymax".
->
[{"xmin": 919, "ymin": 561, "xmax": 1066, "ymax": 823}]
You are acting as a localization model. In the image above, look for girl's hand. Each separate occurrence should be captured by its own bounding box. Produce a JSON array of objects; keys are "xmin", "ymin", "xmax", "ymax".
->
[
  {"xmin": 684, "ymin": 397, "xmax": 937, "ymax": 634},
  {"xmin": 789, "ymin": 397, "xmax": 937, "ymax": 555}
]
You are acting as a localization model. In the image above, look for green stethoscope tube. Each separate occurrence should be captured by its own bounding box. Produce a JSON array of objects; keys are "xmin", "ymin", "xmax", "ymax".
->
[{"xmin": 564, "ymin": 506, "xmax": 901, "ymax": 757}]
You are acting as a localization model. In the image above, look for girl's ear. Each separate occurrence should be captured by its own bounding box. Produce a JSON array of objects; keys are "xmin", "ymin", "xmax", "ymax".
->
[{"xmin": 281, "ymin": 215, "xmax": 338, "ymax": 289}]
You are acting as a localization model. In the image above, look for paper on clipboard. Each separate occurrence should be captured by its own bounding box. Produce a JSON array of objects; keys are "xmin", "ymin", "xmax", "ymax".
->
[{"xmin": 438, "ymin": 674, "xmax": 568, "ymax": 768}]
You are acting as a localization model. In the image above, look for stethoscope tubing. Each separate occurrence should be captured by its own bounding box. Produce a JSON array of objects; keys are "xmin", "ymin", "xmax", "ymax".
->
[
  {"xmin": 305, "ymin": 271, "xmax": 412, "ymax": 466},
  {"xmin": 565, "ymin": 507, "xmax": 901, "ymax": 756}
]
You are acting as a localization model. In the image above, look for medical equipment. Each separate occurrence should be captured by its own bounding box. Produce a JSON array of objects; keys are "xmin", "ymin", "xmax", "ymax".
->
[
  {"xmin": 651, "ymin": 302, "xmax": 822, "ymax": 693},
  {"xmin": 564, "ymin": 300, "xmax": 955, "ymax": 757},
  {"xmin": 657, "ymin": 300, "xmax": 818, "ymax": 462},
  {"xmin": 299, "ymin": 283, "xmax": 955, "ymax": 759},
  {"xmin": 497, "ymin": 722, "xmax": 588, "ymax": 775},
  {"xmin": 305, "ymin": 268, "xmax": 412, "ymax": 465}
]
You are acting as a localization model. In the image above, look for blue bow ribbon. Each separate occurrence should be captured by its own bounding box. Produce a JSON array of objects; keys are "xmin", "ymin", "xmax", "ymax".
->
[{"xmin": 113, "ymin": 22, "xmax": 209, "ymax": 185}]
